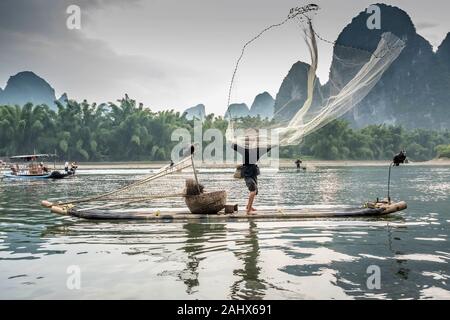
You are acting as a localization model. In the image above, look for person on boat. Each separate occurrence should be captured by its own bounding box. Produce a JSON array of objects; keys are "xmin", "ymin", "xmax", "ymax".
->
[
  {"xmin": 69, "ymin": 162, "xmax": 78, "ymax": 174},
  {"xmin": 232, "ymin": 134, "xmax": 272, "ymax": 215},
  {"xmin": 64, "ymin": 161, "xmax": 69, "ymax": 172},
  {"xmin": 40, "ymin": 162, "xmax": 49, "ymax": 173},
  {"xmin": 10, "ymin": 165, "xmax": 18, "ymax": 175},
  {"xmin": 29, "ymin": 163, "xmax": 39, "ymax": 175}
]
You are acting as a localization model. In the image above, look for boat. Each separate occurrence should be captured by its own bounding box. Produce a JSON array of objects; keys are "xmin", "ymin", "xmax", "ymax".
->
[
  {"xmin": 44, "ymin": 200, "xmax": 407, "ymax": 221},
  {"xmin": 3, "ymin": 154, "xmax": 75, "ymax": 180}
]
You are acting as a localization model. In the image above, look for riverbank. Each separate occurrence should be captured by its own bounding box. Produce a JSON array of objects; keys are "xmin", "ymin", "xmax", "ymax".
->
[{"xmin": 56, "ymin": 158, "xmax": 450, "ymax": 170}]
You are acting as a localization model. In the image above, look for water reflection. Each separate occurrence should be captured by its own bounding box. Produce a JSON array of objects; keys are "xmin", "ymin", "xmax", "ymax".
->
[
  {"xmin": 0, "ymin": 167, "xmax": 449, "ymax": 299},
  {"xmin": 0, "ymin": 183, "xmax": 67, "ymax": 260},
  {"xmin": 230, "ymin": 221, "xmax": 266, "ymax": 300},
  {"xmin": 179, "ymin": 223, "xmax": 227, "ymax": 294}
]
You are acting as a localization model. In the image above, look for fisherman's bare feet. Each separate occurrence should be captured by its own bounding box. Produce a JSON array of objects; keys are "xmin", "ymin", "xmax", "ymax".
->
[{"xmin": 246, "ymin": 207, "xmax": 257, "ymax": 214}]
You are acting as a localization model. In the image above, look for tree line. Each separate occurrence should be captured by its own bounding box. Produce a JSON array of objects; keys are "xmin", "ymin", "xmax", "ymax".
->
[{"xmin": 1, "ymin": 97, "xmax": 449, "ymax": 161}]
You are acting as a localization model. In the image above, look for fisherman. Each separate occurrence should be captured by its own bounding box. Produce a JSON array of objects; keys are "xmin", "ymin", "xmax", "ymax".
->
[
  {"xmin": 295, "ymin": 159, "xmax": 302, "ymax": 169},
  {"xmin": 231, "ymin": 134, "xmax": 272, "ymax": 214},
  {"xmin": 64, "ymin": 161, "xmax": 69, "ymax": 172}
]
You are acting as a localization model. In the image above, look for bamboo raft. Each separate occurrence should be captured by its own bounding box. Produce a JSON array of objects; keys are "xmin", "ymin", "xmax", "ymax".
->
[
  {"xmin": 44, "ymin": 201, "xmax": 407, "ymax": 221},
  {"xmin": 40, "ymin": 151, "xmax": 407, "ymax": 222}
]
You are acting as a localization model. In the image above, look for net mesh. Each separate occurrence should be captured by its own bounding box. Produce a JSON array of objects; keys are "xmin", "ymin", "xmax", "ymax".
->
[{"xmin": 226, "ymin": 5, "xmax": 406, "ymax": 148}]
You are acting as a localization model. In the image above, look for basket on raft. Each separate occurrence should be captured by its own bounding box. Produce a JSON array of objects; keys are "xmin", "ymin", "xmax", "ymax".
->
[
  {"xmin": 184, "ymin": 190, "xmax": 227, "ymax": 214},
  {"xmin": 184, "ymin": 179, "xmax": 227, "ymax": 214}
]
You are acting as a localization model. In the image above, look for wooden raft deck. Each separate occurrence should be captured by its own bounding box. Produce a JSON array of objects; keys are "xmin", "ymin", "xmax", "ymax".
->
[{"xmin": 51, "ymin": 201, "xmax": 407, "ymax": 221}]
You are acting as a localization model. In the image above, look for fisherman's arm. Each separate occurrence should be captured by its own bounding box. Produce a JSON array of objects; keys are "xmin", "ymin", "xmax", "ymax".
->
[
  {"xmin": 232, "ymin": 142, "xmax": 245, "ymax": 155},
  {"xmin": 258, "ymin": 145, "xmax": 273, "ymax": 158}
]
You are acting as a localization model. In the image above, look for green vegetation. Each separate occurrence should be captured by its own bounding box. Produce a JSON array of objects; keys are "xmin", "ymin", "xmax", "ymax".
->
[
  {"xmin": 0, "ymin": 97, "xmax": 193, "ymax": 161},
  {"xmin": 1, "ymin": 98, "xmax": 449, "ymax": 161},
  {"xmin": 284, "ymin": 120, "xmax": 450, "ymax": 161},
  {"xmin": 435, "ymin": 144, "xmax": 450, "ymax": 158}
]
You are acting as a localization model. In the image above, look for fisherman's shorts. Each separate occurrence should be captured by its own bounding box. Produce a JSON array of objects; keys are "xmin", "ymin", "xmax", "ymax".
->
[{"xmin": 244, "ymin": 176, "xmax": 258, "ymax": 194}]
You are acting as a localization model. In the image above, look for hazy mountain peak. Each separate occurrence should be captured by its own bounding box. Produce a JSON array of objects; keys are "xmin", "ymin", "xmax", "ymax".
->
[
  {"xmin": 273, "ymin": 3, "xmax": 449, "ymax": 130},
  {"xmin": 57, "ymin": 93, "xmax": 69, "ymax": 105},
  {"xmin": 224, "ymin": 103, "xmax": 249, "ymax": 119},
  {"xmin": 273, "ymin": 61, "xmax": 323, "ymax": 122},
  {"xmin": 437, "ymin": 32, "xmax": 450, "ymax": 56},
  {"xmin": 249, "ymin": 91, "xmax": 274, "ymax": 119},
  {"xmin": 337, "ymin": 3, "xmax": 415, "ymax": 52},
  {"xmin": 182, "ymin": 103, "xmax": 206, "ymax": 121},
  {"xmin": 0, "ymin": 71, "xmax": 56, "ymax": 108}
]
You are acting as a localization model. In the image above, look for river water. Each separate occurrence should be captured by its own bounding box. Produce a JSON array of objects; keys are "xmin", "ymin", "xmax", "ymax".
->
[{"xmin": 0, "ymin": 166, "xmax": 449, "ymax": 299}]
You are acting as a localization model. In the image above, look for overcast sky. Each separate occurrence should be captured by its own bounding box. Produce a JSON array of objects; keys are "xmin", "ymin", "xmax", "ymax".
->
[{"xmin": 0, "ymin": 0, "xmax": 448, "ymax": 115}]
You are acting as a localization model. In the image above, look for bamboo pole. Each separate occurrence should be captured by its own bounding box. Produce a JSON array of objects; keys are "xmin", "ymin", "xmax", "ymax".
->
[{"xmin": 190, "ymin": 153, "xmax": 201, "ymax": 194}]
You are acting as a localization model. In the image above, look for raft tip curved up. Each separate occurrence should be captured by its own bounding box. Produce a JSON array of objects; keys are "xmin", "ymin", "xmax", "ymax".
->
[
  {"xmin": 50, "ymin": 205, "xmax": 68, "ymax": 215},
  {"xmin": 41, "ymin": 200, "xmax": 53, "ymax": 208}
]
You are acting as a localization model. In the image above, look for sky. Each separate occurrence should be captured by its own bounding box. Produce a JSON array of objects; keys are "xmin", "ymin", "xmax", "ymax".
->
[{"xmin": 0, "ymin": 0, "xmax": 449, "ymax": 115}]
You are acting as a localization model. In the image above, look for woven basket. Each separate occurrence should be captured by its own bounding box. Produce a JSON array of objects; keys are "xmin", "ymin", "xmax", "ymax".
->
[{"xmin": 184, "ymin": 190, "xmax": 227, "ymax": 214}]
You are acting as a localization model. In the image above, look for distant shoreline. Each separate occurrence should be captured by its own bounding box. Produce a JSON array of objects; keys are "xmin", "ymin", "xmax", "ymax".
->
[
  {"xmin": 2, "ymin": 158, "xmax": 449, "ymax": 170},
  {"xmin": 40, "ymin": 158, "xmax": 450, "ymax": 170}
]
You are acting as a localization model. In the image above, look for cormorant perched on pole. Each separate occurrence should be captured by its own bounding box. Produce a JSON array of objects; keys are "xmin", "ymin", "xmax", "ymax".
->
[{"xmin": 393, "ymin": 150, "xmax": 406, "ymax": 166}]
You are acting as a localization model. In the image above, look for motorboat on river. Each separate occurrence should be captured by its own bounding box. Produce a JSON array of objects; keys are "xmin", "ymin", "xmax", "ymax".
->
[{"xmin": 3, "ymin": 154, "xmax": 76, "ymax": 180}]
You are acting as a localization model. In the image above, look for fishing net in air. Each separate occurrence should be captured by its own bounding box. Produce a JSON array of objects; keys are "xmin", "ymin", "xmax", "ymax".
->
[{"xmin": 226, "ymin": 4, "xmax": 406, "ymax": 148}]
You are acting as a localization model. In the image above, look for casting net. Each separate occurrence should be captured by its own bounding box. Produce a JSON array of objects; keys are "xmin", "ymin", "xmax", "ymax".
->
[{"xmin": 226, "ymin": 4, "xmax": 406, "ymax": 148}]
